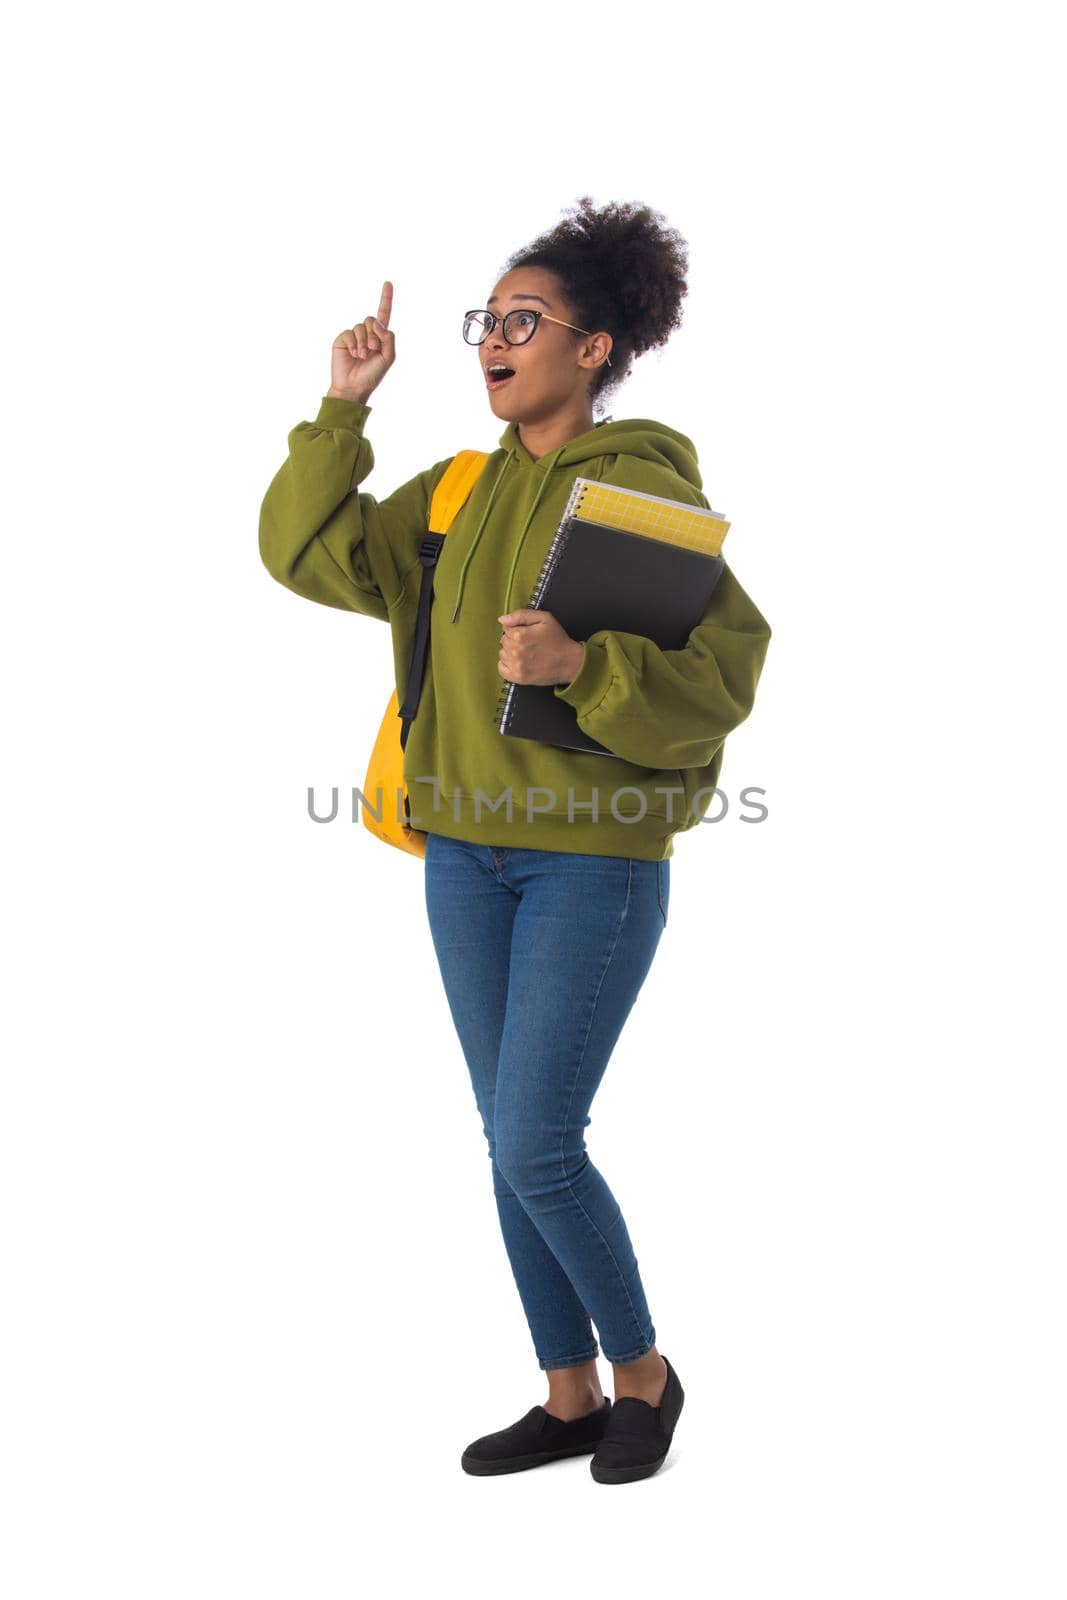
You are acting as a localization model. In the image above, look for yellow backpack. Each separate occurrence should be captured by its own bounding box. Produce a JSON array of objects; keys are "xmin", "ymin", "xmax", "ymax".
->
[{"xmin": 361, "ymin": 449, "xmax": 491, "ymax": 857}]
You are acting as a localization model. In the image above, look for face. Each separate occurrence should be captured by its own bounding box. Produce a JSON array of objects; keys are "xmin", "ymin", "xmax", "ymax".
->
[{"xmin": 473, "ymin": 266, "xmax": 609, "ymax": 423}]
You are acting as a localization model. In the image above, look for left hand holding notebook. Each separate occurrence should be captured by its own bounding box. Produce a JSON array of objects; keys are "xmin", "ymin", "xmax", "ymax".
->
[{"xmin": 497, "ymin": 609, "xmax": 584, "ymax": 689}]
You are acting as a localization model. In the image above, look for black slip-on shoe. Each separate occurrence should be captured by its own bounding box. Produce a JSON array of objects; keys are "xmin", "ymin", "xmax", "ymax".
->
[
  {"xmin": 590, "ymin": 1354, "xmax": 684, "ymax": 1484},
  {"xmin": 461, "ymin": 1397, "xmax": 613, "ymax": 1476}
]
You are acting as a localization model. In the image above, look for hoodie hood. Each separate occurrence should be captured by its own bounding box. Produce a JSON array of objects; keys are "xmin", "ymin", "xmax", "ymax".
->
[{"xmin": 449, "ymin": 414, "xmax": 705, "ymax": 623}]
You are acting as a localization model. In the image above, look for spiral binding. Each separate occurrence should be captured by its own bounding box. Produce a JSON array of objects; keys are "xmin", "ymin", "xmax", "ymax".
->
[{"xmin": 492, "ymin": 476, "xmax": 592, "ymax": 734}]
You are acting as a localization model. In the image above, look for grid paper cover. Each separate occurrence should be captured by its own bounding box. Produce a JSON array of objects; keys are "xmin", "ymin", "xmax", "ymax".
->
[{"xmin": 568, "ymin": 478, "xmax": 729, "ymax": 558}]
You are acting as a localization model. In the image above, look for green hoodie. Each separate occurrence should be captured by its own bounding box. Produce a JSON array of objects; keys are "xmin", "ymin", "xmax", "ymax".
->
[{"xmin": 259, "ymin": 393, "xmax": 772, "ymax": 861}]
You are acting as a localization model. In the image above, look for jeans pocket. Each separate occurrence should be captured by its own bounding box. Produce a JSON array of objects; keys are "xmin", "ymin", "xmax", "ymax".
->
[{"xmin": 656, "ymin": 860, "xmax": 669, "ymax": 928}]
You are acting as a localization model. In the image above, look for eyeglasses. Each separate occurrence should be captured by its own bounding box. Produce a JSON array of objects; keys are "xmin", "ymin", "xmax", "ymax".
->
[{"xmin": 462, "ymin": 308, "xmax": 613, "ymax": 367}]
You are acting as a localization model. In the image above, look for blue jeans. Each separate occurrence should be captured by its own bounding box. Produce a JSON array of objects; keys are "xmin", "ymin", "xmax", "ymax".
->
[{"xmin": 423, "ymin": 832, "xmax": 670, "ymax": 1370}]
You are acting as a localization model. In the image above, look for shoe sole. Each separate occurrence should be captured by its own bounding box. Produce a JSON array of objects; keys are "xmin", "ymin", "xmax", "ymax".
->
[
  {"xmin": 589, "ymin": 1451, "xmax": 668, "ymax": 1483},
  {"xmin": 461, "ymin": 1439, "xmax": 603, "ymax": 1476}
]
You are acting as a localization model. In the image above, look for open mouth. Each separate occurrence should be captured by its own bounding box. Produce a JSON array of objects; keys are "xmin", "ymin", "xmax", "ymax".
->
[{"xmin": 485, "ymin": 363, "xmax": 516, "ymax": 390}]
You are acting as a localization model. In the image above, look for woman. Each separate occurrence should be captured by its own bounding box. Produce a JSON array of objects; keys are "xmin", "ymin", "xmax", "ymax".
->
[{"xmin": 259, "ymin": 197, "xmax": 772, "ymax": 1484}]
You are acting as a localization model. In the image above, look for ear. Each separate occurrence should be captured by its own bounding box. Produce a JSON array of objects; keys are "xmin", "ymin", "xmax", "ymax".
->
[{"xmin": 580, "ymin": 333, "xmax": 613, "ymax": 370}]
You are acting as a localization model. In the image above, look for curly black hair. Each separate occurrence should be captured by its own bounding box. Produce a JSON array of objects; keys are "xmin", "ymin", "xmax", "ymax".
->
[{"xmin": 500, "ymin": 195, "xmax": 689, "ymax": 416}]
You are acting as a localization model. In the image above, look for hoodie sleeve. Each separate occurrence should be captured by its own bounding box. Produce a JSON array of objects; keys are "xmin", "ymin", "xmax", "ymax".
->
[
  {"xmin": 258, "ymin": 395, "xmax": 454, "ymax": 620},
  {"xmin": 551, "ymin": 460, "xmax": 772, "ymax": 770}
]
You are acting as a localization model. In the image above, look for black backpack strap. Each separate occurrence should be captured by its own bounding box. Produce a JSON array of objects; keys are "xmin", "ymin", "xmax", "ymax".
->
[{"xmin": 397, "ymin": 533, "xmax": 445, "ymax": 754}]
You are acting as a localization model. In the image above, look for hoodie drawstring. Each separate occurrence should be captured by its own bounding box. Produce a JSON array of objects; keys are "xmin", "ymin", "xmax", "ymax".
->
[
  {"xmin": 450, "ymin": 448, "xmax": 516, "ymax": 622},
  {"xmin": 451, "ymin": 440, "xmax": 591, "ymax": 622},
  {"xmin": 500, "ymin": 445, "xmax": 566, "ymax": 614}
]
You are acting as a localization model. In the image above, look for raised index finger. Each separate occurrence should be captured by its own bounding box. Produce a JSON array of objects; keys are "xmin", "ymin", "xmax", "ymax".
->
[{"xmin": 377, "ymin": 280, "xmax": 393, "ymax": 328}]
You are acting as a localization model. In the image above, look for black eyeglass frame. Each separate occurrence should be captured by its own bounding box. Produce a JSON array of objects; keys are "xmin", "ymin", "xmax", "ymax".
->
[{"xmin": 462, "ymin": 308, "xmax": 613, "ymax": 368}]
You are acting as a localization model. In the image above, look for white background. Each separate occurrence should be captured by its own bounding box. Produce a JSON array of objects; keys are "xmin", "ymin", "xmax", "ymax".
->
[{"xmin": 3, "ymin": 2, "xmax": 1063, "ymax": 1595}]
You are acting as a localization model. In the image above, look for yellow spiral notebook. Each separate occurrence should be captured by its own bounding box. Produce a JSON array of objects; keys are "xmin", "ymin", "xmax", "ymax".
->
[
  {"xmin": 493, "ymin": 476, "xmax": 730, "ymax": 757},
  {"xmin": 567, "ymin": 478, "xmax": 730, "ymax": 557}
]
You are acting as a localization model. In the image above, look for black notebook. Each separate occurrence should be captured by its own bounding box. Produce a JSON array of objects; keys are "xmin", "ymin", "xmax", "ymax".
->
[{"xmin": 493, "ymin": 477, "xmax": 730, "ymax": 759}]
